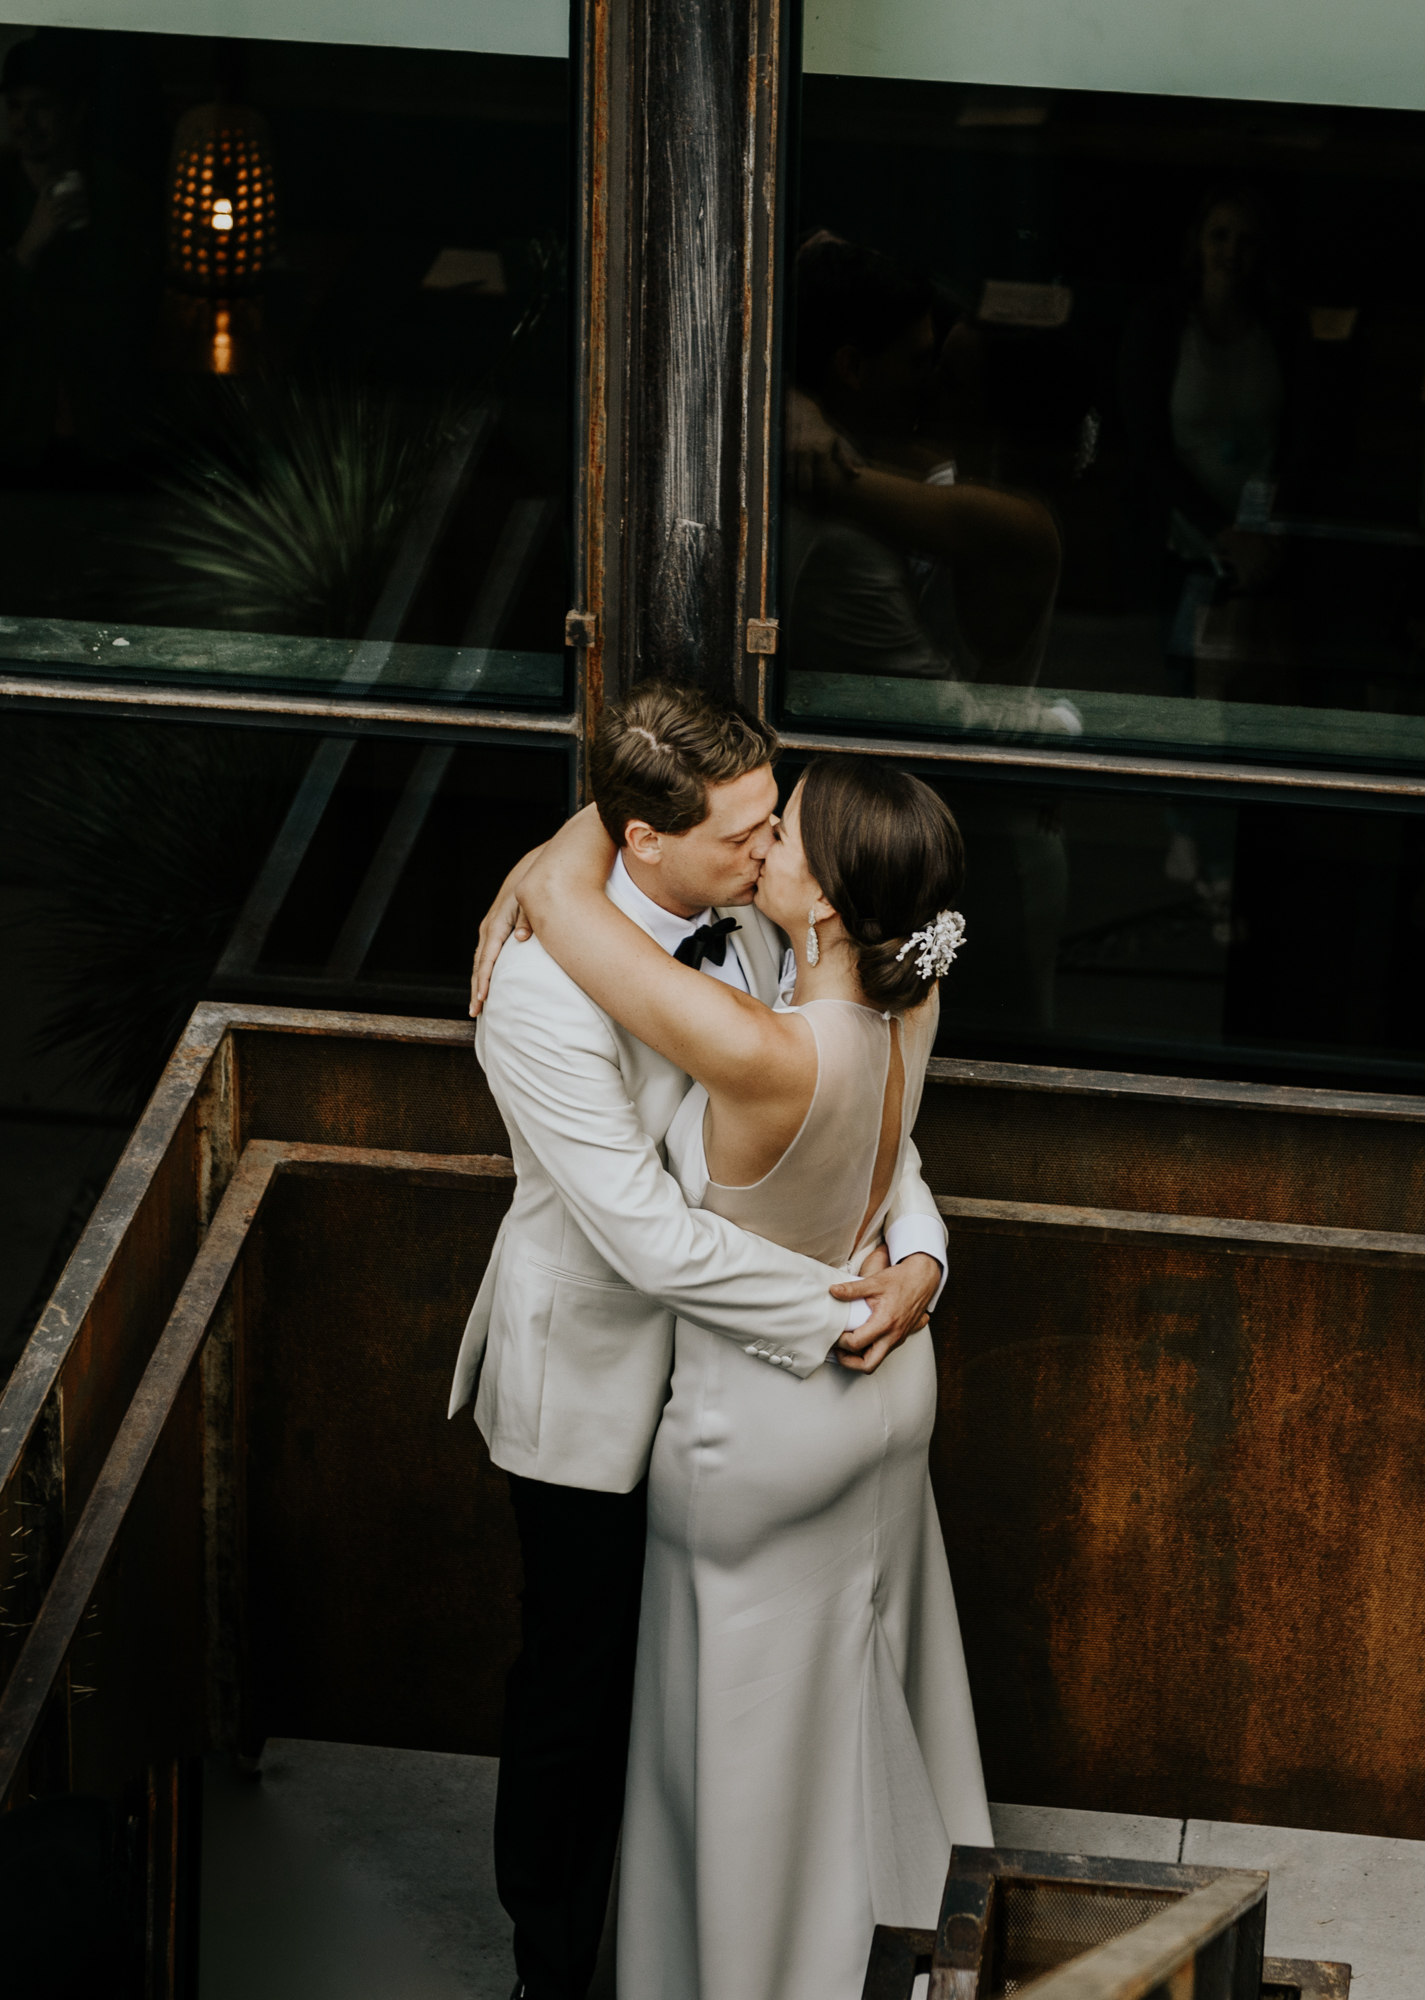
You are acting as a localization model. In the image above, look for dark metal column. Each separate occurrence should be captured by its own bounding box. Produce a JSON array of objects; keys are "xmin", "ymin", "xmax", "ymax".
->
[{"xmin": 574, "ymin": 0, "xmax": 788, "ymax": 727}]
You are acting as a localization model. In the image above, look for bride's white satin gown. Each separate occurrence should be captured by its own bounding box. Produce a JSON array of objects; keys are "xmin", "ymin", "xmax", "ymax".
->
[{"xmin": 617, "ymin": 993, "xmax": 992, "ymax": 2000}]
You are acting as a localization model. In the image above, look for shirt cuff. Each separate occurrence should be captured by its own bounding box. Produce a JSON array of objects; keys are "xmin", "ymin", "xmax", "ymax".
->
[
  {"xmin": 842, "ymin": 1294, "xmax": 872, "ymax": 1333},
  {"xmin": 885, "ymin": 1214, "xmax": 949, "ymax": 1312}
]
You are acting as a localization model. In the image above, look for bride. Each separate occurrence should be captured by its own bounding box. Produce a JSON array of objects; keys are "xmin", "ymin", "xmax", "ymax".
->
[{"xmin": 512, "ymin": 752, "xmax": 991, "ymax": 2000}]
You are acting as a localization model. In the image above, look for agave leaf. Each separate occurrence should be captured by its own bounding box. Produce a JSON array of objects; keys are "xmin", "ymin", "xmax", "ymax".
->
[{"xmin": 131, "ymin": 378, "xmax": 457, "ymax": 637}]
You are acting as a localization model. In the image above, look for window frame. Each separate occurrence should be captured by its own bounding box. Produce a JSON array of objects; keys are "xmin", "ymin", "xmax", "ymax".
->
[{"xmin": 6, "ymin": 0, "xmax": 1425, "ymax": 831}]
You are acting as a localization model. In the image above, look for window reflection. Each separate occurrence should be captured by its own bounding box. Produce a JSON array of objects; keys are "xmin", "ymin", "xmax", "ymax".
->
[
  {"xmin": 0, "ymin": 708, "xmax": 567, "ymax": 1369},
  {"xmin": 784, "ymin": 234, "xmax": 1077, "ymax": 734},
  {"xmin": 924, "ymin": 774, "xmax": 1425, "ymax": 1082},
  {"xmin": 0, "ymin": 23, "xmax": 570, "ymax": 705},
  {"xmin": 783, "ymin": 77, "xmax": 1425, "ymax": 773}
]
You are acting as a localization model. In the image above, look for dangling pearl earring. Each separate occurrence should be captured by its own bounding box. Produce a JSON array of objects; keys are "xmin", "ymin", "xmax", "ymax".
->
[{"xmin": 805, "ymin": 907, "xmax": 820, "ymax": 967}]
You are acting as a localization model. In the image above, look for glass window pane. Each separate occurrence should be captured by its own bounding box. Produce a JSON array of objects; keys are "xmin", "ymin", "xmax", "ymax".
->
[
  {"xmin": 780, "ymin": 68, "xmax": 1425, "ymax": 776},
  {"xmin": 774, "ymin": 758, "xmax": 1425, "ymax": 1088},
  {"xmin": 0, "ymin": 707, "xmax": 568, "ymax": 1371},
  {"xmin": 0, "ymin": 21, "xmax": 571, "ymax": 709}
]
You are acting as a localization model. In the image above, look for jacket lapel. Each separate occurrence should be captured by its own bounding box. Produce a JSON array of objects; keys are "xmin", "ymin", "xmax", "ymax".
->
[{"xmin": 720, "ymin": 905, "xmax": 782, "ymax": 1003}]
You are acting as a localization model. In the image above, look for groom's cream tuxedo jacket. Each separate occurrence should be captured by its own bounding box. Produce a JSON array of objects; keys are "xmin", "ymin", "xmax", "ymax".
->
[{"xmin": 449, "ymin": 868, "xmax": 946, "ymax": 1494}]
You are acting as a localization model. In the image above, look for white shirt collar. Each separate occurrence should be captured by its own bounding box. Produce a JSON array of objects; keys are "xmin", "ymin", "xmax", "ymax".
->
[{"xmin": 608, "ymin": 851, "xmax": 711, "ymax": 956}]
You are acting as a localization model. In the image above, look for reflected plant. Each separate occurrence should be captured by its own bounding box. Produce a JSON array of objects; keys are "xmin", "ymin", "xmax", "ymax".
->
[
  {"xmin": 3, "ymin": 717, "xmax": 309, "ymax": 1112},
  {"xmin": 134, "ymin": 232, "xmax": 567, "ymax": 639},
  {"xmin": 136, "ymin": 378, "xmax": 458, "ymax": 638}
]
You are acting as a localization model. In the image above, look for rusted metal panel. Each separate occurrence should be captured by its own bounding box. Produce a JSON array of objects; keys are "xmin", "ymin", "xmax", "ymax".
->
[
  {"xmin": 241, "ymin": 1165, "xmax": 519, "ymax": 1755},
  {"xmin": 1263, "ymin": 1958, "xmax": 1353, "ymax": 1998},
  {"xmin": 914, "ymin": 1065, "xmax": 1425, "ymax": 1235},
  {"xmin": 0, "ymin": 1006, "xmax": 497, "ymax": 1507},
  {"xmin": 0, "ymin": 1074, "xmax": 206, "ymax": 1724},
  {"xmin": 931, "ymin": 1851, "xmax": 1267, "ymax": 2000},
  {"xmin": 931, "ymin": 1229, "xmax": 1425, "ymax": 1836},
  {"xmin": 0, "ymin": 999, "xmax": 509, "ymax": 1791},
  {"xmin": 233, "ymin": 1021, "xmax": 503, "ymax": 1158},
  {"xmin": 924, "ymin": 1056, "xmax": 1425, "ymax": 1126},
  {"xmin": 937, "ymin": 1194, "xmax": 1425, "ymax": 1270},
  {"xmin": 860, "ymin": 1925, "xmax": 934, "ymax": 2000},
  {"xmin": 0, "ymin": 1147, "xmax": 270, "ymax": 1805},
  {"xmin": 0, "ymin": 1140, "xmax": 516, "ymax": 1804},
  {"xmin": 0, "ymin": 1013, "xmax": 216, "ymax": 1493},
  {"xmin": 7, "ymin": 1004, "xmax": 1425, "ymax": 1872}
]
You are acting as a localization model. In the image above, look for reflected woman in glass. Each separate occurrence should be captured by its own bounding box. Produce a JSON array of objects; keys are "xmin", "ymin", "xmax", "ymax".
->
[
  {"xmin": 1120, "ymin": 188, "xmax": 1303, "ymax": 663},
  {"xmin": 1120, "ymin": 189, "xmax": 1304, "ymax": 919}
]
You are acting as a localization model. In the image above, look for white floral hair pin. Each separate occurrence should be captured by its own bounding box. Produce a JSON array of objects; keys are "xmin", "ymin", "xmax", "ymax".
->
[{"xmin": 894, "ymin": 909, "xmax": 966, "ymax": 981}]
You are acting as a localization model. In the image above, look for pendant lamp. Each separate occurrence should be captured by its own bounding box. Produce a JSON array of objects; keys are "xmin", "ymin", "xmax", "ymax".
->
[{"xmin": 167, "ymin": 102, "xmax": 278, "ymax": 295}]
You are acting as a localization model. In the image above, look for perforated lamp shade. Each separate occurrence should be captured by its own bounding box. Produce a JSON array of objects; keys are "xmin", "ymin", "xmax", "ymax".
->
[{"xmin": 167, "ymin": 103, "xmax": 277, "ymax": 293}]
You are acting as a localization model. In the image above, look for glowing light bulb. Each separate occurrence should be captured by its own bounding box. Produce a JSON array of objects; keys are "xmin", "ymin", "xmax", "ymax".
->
[
  {"xmin": 211, "ymin": 198, "xmax": 234, "ymax": 232},
  {"xmin": 211, "ymin": 306, "xmax": 233, "ymax": 374}
]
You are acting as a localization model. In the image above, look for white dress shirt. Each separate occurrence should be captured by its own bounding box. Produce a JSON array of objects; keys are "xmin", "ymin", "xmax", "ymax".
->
[
  {"xmin": 610, "ymin": 855, "xmax": 945, "ymax": 1316},
  {"xmin": 610, "ymin": 853, "xmax": 750, "ymax": 991}
]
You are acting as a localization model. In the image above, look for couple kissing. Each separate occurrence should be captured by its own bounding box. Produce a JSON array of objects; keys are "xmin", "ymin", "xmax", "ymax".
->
[{"xmin": 454, "ymin": 678, "xmax": 990, "ymax": 2000}]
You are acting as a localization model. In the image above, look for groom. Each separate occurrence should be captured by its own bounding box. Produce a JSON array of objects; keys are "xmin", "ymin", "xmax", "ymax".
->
[{"xmin": 456, "ymin": 680, "xmax": 947, "ymax": 2000}]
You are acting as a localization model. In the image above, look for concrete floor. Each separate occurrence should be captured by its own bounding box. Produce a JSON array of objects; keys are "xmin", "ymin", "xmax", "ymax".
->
[{"xmin": 200, "ymin": 1742, "xmax": 1417, "ymax": 1998}]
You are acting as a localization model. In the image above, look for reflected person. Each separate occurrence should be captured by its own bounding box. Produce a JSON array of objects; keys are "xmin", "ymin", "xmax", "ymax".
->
[
  {"xmin": 1120, "ymin": 187, "xmax": 1303, "ymax": 662},
  {"xmin": 0, "ymin": 31, "xmax": 153, "ymax": 473},
  {"xmin": 783, "ymin": 237, "xmax": 1071, "ymax": 1032},
  {"xmin": 783, "ymin": 235, "xmax": 1064, "ymax": 702},
  {"xmin": 1120, "ymin": 188, "xmax": 1301, "ymax": 912}
]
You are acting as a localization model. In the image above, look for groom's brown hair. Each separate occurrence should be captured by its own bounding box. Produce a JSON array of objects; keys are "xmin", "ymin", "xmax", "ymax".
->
[{"xmin": 592, "ymin": 680, "xmax": 779, "ymax": 845}]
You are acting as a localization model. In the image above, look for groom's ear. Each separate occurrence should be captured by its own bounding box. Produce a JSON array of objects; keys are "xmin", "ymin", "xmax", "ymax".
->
[{"xmin": 624, "ymin": 818, "xmax": 663, "ymax": 864}]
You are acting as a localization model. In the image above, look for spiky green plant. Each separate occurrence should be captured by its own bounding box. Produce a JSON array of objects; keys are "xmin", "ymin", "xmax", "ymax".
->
[
  {"xmin": 134, "ymin": 234, "xmax": 566, "ymax": 639},
  {"xmin": 136, "ymin": 379, "xmax": 457, "ymax": 637},
  {"xmin": 3, "ymin": 716, "xmax": 310, "ymax": 1111}
]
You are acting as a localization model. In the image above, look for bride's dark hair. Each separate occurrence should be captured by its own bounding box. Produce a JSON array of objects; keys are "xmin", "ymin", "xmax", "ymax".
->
[{"xmin": 798, "ymin": 755, "xmax": 964, "ymax": 1011}]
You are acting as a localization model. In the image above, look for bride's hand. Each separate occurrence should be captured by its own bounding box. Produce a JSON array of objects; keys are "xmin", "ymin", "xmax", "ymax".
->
[
  {"xmin": 515, "ymin": 804, "xmax": 618, "ymax": 933},
  {"xmin": 470, "ymin": 807, "xmax": 618, "ymax": 1016},
  {"xmin": 469, "ymin": 877, "xmax": 534, "ymax": 1016},
  {"xmin": 470, "ymin": 839, "xmax": 553, "ymax": 1016}
]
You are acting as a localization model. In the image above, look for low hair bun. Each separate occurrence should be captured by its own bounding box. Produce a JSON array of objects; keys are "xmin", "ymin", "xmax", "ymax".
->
[{"xmin": 797, "ymin": 756, "xmax": 965, "ymax": 1012}]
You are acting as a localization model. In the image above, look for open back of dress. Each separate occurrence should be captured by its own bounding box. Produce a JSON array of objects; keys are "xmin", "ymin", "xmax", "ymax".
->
[{"xmin": 668, "ymin": 994, "xmax": 939, "ymax": 1270}]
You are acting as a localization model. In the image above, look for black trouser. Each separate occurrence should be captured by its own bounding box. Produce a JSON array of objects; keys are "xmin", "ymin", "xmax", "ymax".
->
[{"xmin": 495, "ymin": 1472, "xmax": 648, "ymax": 2000}]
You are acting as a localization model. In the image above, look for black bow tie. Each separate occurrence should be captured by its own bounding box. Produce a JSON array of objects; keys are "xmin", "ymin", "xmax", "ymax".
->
[{"xmin": 674, "ymin": 916, "xmax": 740, "ymax": 970}]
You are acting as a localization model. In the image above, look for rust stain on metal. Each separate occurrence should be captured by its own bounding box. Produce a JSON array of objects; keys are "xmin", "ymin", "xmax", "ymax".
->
[
  {"xmin": 917, "ymin": 1069, "xmax": 1425, "ymax": 1230},
  {"xmin": 241, "ymin": 1164, "xmax": 520, "ymax": 1755},
  {"xmin": 0, "ymin": 1002, "xmax": 507, "ymax": 1768},
  {"xmin": 933, "ymin": 1225, "xmax": 1425, "ymax": 1835},
  {"xmin": 13, "ymin": 1007, "xmax": 1425, "ymax": 1847},
  {"xmin": 0, "ymin": 1140, "xmax": 516, "ymax": 1804},
  {"xmin": 937, "ymin": 1192, "xmax": 1425, "ymax": 1269}
]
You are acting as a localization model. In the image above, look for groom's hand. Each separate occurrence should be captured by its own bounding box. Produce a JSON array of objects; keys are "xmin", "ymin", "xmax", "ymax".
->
[{"xmin": 829, "ymin": 1252, "xmax": 940, "ymax": 1375}]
